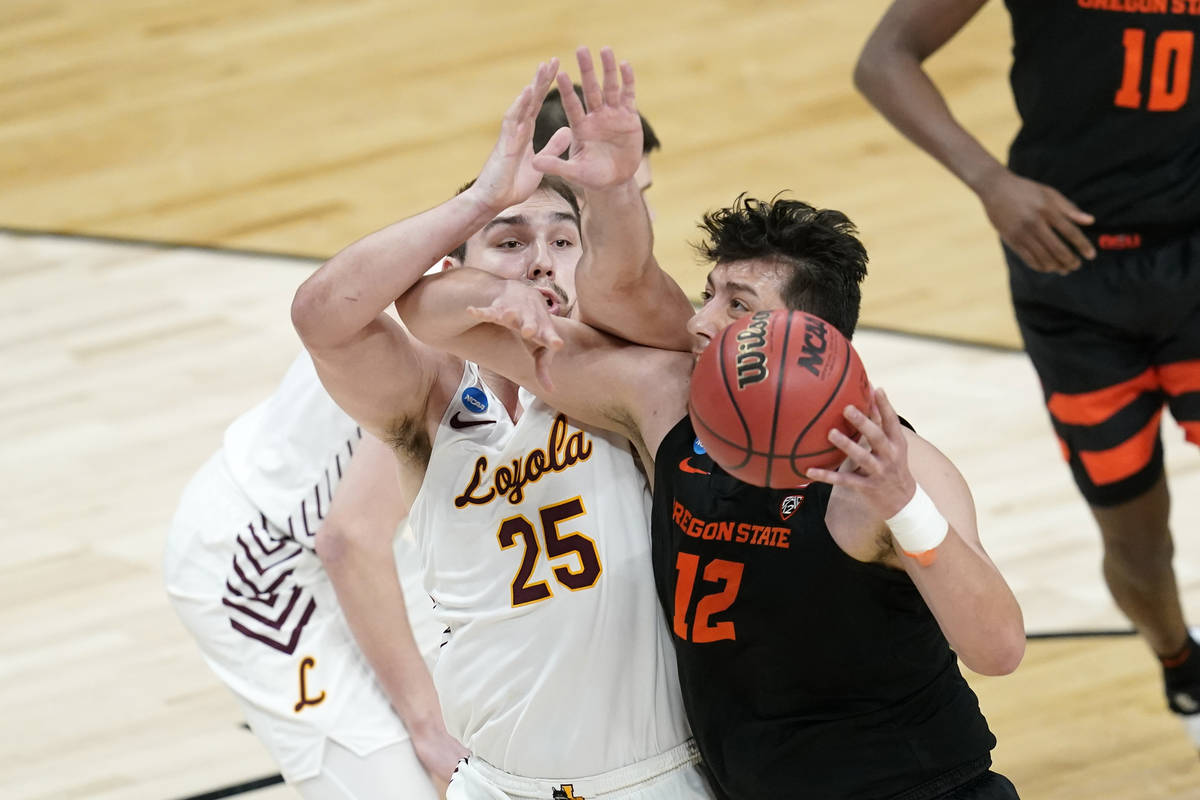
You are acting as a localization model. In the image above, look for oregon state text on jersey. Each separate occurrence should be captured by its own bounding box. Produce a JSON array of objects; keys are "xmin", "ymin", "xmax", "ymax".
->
[
  {"xmin": 407, "ymin": 363, "xmax": 692, "ymax": 780},
  {"xmin": 651, "ymin": 416, "xmax": 996, "ymax": 800}
]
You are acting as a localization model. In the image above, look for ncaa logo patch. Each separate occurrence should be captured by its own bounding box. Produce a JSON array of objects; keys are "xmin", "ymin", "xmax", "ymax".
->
[
  {"xmin": 692, "ymin": 437, "xmax": 706, "ymax": 455},
  {"xmin": 780, "ymin": 494, "xmax": 804, "ymax": 521},
  {"xmin": 461, "ymin": 386, "xmax": 488, "ymax": 414}
]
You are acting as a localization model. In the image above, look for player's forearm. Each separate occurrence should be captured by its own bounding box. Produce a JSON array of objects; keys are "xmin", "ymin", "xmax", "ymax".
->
[
  {"xmin": 854, "ymin": 38, "xmax": 1003, "ymax": 195},
  {"xmin": 396, "ymin": 268, "xmax": 512, "ymax": 346},
  {"xmin": 321, "ymin": 533, "xmax": 447, "ymax": 731},
  {"xmin": 576, "ymin": 180, "xmax": 693, "ymax": 350},
  {"xmin": 906, "ymin": 531, "xmax": 1025, "ymax": 676},
  {"xmin": 292, "ymin": 190, "xmax": 499, "ymax": 350}
]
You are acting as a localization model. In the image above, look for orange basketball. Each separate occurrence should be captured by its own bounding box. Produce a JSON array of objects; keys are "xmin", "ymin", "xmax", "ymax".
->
[{"xmin": 688, "ymin": 309, "xmax": 871, "ymax": 488}]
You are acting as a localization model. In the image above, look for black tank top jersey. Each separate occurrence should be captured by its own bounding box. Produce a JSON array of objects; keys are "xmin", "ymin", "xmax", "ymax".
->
[
  {"xmin": 652, "ymin": 416, "xmax": 996, "ymax": 800},
  {"xmin": 1004, "ymin": 0, "xmax": 1200, "ymax": 229}
]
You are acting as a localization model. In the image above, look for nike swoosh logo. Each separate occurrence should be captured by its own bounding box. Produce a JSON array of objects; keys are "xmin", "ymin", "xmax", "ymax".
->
[
  {"xmin": 679, "ymin": 457, "xmax": 710, "ymax": 476},
  {"xmin": 449, "ymin": 412, "xmax": 495, "ymax": 430}
]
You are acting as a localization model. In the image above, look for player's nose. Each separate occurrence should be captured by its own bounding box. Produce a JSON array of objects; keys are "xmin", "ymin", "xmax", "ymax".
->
[
  {"xmin": 686, "ymin": 311, "xmax": 715, "ymax": 353},
  {"xmin": 526, "ymin": 241, "xmax": 554, "ymax": 281}
]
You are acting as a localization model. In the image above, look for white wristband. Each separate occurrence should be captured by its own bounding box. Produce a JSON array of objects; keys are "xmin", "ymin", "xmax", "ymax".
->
[{"xmin": 886, "ymin": 484, "xmax": 949, "ymax": 560}]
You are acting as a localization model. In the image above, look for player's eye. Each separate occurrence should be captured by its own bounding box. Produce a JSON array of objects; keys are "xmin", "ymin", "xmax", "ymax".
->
[
  {"xmin": 699, "ymin": 289, "xmax": 713, "ymax": 302},
  {"xmin": 553, "ymin": 238, "xmax": 574, "ymax": 248},
  {"xmin": 731, "ymin": 299, "xmax": 750, "ymax": 312},
  {"xmin": 498, "ymin": 239, "xmax": 522, "ymax": 249}
]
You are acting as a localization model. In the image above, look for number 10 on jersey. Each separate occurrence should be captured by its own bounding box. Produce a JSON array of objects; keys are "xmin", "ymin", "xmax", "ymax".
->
[{"xmin": 1115, "ymin": 28, "xmax": 1194, "ymax": 111}]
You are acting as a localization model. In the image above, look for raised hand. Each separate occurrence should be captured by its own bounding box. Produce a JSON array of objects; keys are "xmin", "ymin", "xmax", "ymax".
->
[
  {"xmin": 532, "ymin": 46, "xmax": 643, "ymax": 191},
  {"xmin": 976, "ymin": 166, "xmax": 1097, "ymax": 275},
  {"xmin": 470, "ymin": 59, "xmax": 560, "ymax": 213},
  {"xmin": 467, "ymin": 281, "xmax": 565, "ymax": 391}
]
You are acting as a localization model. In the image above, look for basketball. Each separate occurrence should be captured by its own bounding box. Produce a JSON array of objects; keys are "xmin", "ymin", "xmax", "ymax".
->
[{"xmin": 688, "ymin": 309, "xmax": 871, "ymax": 488}]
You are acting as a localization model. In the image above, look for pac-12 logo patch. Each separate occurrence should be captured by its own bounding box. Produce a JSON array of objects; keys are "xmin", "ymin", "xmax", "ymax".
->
[
  {"xmin": 780, "ymin": 494, "xmax": 804, "ymax": 521},
  {"xmin": 462, "ymin": 386, "xmax": 488, "ymax": 414},
  {"xmin": 692, "ymin": 437, "xmax": 706, "ymax": 455},
  {"xmin": 552, "ymin": 786, "xmax": 585, "ymax": 800}
]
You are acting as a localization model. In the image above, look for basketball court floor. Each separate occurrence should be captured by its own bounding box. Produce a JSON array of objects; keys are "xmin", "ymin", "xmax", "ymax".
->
[{"xmin": 3, "ymin": 1, "xmax": 1200, "ymax": 797}]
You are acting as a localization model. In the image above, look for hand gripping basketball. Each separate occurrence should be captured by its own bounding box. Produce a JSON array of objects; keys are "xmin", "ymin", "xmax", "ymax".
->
[{"xmin": 688, "ymin": 309, "xmax": 871, "ymax": 488}]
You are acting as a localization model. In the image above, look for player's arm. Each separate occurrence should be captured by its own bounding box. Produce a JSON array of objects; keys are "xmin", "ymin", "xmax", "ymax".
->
[
  {"xmin": 291, "ymin": 60, "xmax": 560, "ymax": 439},
  {"xmin": 810, "ymin": 389, "xmax": 1025, "ymax": 676},
  {"xmin": 535, "ymin": 47, "xmax": 694, "ymax": 351},
  {"xmin": 395, "ymin": 267, "xmax": 691, "ymax": 466},
  {"xmin": 315, "ymin": 434, "xmax": 467, "ymax": 791},
  {"xmin": 854, "ymin": 0, "xmax": 1095, "ymax": 274}
]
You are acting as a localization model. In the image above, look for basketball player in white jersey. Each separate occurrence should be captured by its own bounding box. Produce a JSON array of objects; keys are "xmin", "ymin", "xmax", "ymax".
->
[
  {"xmin": 165, "ymin": 351, "xmax": 466, "ymax": 799},
  {"xmin": 291, "ymin": 52, "xmax": 713, "ymax": 800}
]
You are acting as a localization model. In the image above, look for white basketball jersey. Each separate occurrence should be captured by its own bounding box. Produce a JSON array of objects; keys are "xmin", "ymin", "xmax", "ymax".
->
[
  {"xmin": 409, "ymin": 363, "xmax": 691, "ymax": 778},
  {"xmin": 223, "ymin": 351, "xmax": 361, "ymax": 546}
]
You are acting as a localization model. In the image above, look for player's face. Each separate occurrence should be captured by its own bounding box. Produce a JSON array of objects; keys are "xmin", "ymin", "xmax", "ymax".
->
[
  {"xmin": 461, "ymin": 189, "xmax": 580, "ymax": 317},
  {"xmin": 686, "ymin": 259, "xmax": 788, "ymax": 358}
]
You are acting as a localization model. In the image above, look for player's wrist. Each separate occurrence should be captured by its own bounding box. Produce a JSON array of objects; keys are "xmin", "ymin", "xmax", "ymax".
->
[{"xmin": 886, "ymin": 484, "xmax": 948, "ymax": 567}]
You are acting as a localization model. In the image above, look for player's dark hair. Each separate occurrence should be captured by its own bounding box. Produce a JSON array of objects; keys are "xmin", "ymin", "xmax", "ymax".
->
[
  {"xmin": 449, "ymin": 175, "xmax": 580, "ymax": 262},
  {"xmin": 533, "ymin": 84, "xmax": 661, "ymax": 156},
  {"xmin": 695, "ymin": 195, "xmax": 868, "ymax": 337}
]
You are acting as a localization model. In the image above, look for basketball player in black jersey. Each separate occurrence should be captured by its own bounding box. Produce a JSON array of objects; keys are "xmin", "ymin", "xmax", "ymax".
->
[
  {"xmin": 396, "ymin": 57, "xmax": 1026, "ymax": 800},
  {"xmin": 856, "ymin": 0, "xmax": 1200, "ymax": 750}
]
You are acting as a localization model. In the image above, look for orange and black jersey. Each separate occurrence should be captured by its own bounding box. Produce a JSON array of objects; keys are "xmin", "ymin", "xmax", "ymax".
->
[
  {"xmin": 1004, "ymin": 0, "xmax": 1200, "ymax": 230},
  {"xmin": 651, "ymin": 416, "xmax": 996, "ymax": 800}
]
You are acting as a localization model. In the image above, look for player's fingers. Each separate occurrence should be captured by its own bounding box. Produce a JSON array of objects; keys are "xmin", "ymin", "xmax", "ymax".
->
[
  {"xmin": 532, "ymin": 127, "xmax": 573, "ymax": 166},
  {"xmin": 875, "ymin": 388, "xmax": 904, "ymax": 441},
  {"xmin": 1033, "ymin": 219, "xmax": 1080, "ymax": 272},
  {"xmin": 576, "ymin": 46, "xmax": 602, "ymax": 112},
  {"xmin": 1048, "ymin": 210, "xmax": 1096, "ymax": 261},
  {"xmin": 555, "ymin": 71, "xmax": 587, "ymax": 130},
  {"xmin": 600, "ymin": 46, "xmax": 620, "ymax": 108},
  {"xmin": 620, "ymin": 61, "xmax": 636, "ymax": 111},
  {"xmin": 844, "ymin": 405, "xmax": 887, "ymax": 452},
  {"xmin": 1054, "ymin": 190, "xmax": 1095, "ymax": 228},
  {"xmin": 1015, "ymin": 232, "xmax": 1061, "ymax": 275},
  {"xmin": 829, "ymin": 428, "xmax": 879, "ymax": 473}
]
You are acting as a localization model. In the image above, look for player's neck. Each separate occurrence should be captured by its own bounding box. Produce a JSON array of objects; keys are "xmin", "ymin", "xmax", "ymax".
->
[{"xmin": 479, "ymin": 368, "xmax": 523, "ymax": 422}]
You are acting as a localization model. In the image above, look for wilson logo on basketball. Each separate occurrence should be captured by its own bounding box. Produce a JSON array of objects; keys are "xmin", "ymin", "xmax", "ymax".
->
[
  {"xmin": 795, "ymin": 317, "xmax": 828, "ymax": 377},
  {"xmin": 735, "ymin": 310, "xmax": 772, "ymax": 389}
]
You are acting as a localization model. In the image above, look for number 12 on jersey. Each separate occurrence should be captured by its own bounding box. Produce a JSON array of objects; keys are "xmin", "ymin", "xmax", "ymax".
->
[
  {"xmin": 1115, "ymin": 28, "xmax": 1194, "ymax": 111},
  {"xmin": 672, "ymin": 552, "xmax": 744, "ymax": 643}
]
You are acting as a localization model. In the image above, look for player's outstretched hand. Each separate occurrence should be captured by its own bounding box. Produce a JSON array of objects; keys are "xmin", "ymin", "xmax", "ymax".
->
[
  {"xmin": 467, "ymin": 282, "xmax": 565, "ymax": 391},
  {"xmin": 806, "ymin": 388, "xmax": 916, "ymax": 521},
  {"xmin": 976, "ymin": 167, "xmax": 1097, "ymax": 275},
  {"xmin": 532, "ymin": 46, "xmax": 643, "ymax": 191},
  {"xmin": 470, "ymin": 59, "xmax": 560, "ymax": 213}
]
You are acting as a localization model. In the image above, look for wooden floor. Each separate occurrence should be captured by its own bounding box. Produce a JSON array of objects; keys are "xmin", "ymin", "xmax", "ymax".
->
[{"xmin": 2, "ymin": 0, "xmax": 1199, "ymax": 797}]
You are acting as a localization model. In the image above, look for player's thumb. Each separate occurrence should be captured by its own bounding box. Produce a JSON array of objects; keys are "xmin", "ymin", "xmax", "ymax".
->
[{"xmin": 532, "ymin": 127, "xmax": 573, "ymax": 172}]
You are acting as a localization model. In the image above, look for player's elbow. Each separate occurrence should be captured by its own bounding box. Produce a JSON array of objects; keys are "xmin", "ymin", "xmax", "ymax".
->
[
  {"xmin": 291, "ymin": 272, "xmax": 332, "ymax": 348},
  {"xmin": 962, "ymin": 628, "xmax": 1026, "ymax": 677},
  {"xmin": 314, "ymin": 519, "xmax": 352, "ymax": 568},
  {"xmin": 852, "ymin": 46, "xmax": 890, "ymax": 99}
]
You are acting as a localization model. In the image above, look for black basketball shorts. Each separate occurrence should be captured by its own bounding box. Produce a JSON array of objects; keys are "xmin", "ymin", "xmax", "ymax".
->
[{"xmin": 1006, "ymin": 226, "xmax": 1200, "ymax": 507}]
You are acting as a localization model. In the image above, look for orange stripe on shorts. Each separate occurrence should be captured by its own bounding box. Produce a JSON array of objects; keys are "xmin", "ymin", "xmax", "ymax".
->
[
  {"xmin": 1078, "ymin": 410, "xmax": 1162, "ymax": 486},
  {"xmin": 1156, "ymin": 360, "xmax": 1200, "ymax": 397},
  {"xmin": 1046, "ymin": 369, "xmax": 1158, "ymax": 426},
  {"xmin": 1179, "ymin": 421, "xmax": 1200, "ymax": 447}
]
